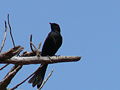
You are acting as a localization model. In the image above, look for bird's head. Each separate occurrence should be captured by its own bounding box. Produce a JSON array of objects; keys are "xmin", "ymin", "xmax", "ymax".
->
[{"xmin": 49, "ymin": 23, "xmax": 61, "ymax": 32}]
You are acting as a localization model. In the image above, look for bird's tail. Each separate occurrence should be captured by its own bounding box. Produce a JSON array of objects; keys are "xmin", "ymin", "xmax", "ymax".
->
[{"xmin": 28, "ymin": 64, "xmax": 48, "ymax": 88}]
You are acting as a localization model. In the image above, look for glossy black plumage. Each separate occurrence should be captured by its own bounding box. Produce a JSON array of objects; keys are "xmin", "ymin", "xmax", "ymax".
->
[{"xmin": 28, "ymin": 23, "xmax": 62, "ymax": 88}]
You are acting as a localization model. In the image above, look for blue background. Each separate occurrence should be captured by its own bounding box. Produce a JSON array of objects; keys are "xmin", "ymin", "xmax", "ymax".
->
[{"xmin": 0, "ymin": 0, "xmax": 119, "ymax": 90}]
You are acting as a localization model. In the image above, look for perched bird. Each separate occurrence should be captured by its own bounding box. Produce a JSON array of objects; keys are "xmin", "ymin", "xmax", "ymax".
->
[{"xmin": 28, "ymin": 23, "xmax": 63, "ymax": 88}]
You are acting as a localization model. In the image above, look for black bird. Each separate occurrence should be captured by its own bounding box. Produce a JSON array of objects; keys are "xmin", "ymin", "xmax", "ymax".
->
[{"xmin": 28, "ymin": 23, "xmax": 63, "ymax": 88}]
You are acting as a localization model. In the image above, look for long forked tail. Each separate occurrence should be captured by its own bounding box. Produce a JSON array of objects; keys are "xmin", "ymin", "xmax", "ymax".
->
[{"xmin": 28, "ymin": 64, "xmax": 48, "ymax": 88}]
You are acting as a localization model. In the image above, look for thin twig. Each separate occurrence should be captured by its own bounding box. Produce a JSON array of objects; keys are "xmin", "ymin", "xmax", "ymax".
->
[
  {"xmin": 0, "ymin": 21, "xmax": 8, "ymax": 53},
  {"xmin": 0, "ymin": 45, "xmax": 24, "ymax": 60},
  {"xmin": 30, "ymin": 41, "xmax": 41, "ymax": 56},
  {"xmin": 30, "ymin": 42, "xmax": 38, "ymax": 52},
  {"xmin": 36, "ymin": 42, "xmax": 42, "ymax": 56},
  {"xmin": 38, "ymin": 69, "xmax": 54, "ymax": 90},
  {"xmin": 38, "ymin": 42, "xmax": 42, "ymax": 49},
  {"xmin": 10, "ymin": 50, "xmax": 41, "ymax": 90},
  {"xmin": 0, "ymin": 14, "xmax": 16, "ymax": 71},
  {"xmin": 30, "ymin": 34, "xmax": 35, "ymax": 53},
  {"xmin": 0, "ymin": 21, "xmax": 9, "ymax": 70},
  {"xmin": 11, "ymin": 65, "xmax": 45, "ymax": 90},
  {"xmin": 0, "ymin": 46, "xmax": 23, "ymax": 89},
  {"xmin": 11, "ymin": 70, "xmax": 35, "ymax": 90},
  {"xmin": 0, "ymin": 65, "xmax": 22, "ymax": 90},
  {"xmin": 0, "ymin": 64, "xmax": 9, "ymax": 70},
  {"xmin": 7, "ymin": 14, "xmax": 15, "ymax": 47},
  {"xmin": 30, "ymin": 35, "xmax": 41, "ymax": 56}
]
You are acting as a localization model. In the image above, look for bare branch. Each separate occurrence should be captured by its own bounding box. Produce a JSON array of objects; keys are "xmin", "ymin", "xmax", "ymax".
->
[
  {"xmin": 36, "ymin": 42, "xmax": 42, "ymax": 57},
  {"xmin": 11, "ymin": 64, "xmax": 45, "ymax": 89},
  {"xmin": 29, "ymin": 34, "xmax": 41, "ymax": 56},
  {"xmin": 30, "ymin": 34, "xmax": 35, "ymax": 53},
  {"xmin": 0, "ymin": 56, "xmax": 81, "ymax": 65},
  {"xmin": 0, "ymin": 46, "xmax": 23, "ymax": 71},
  {"xmin": 11, "ymin": 67, "xmax": 34, "ymax": 90},
  {"xmin": 0, "ymin": 46, "xmax": 24, "ymax": 60},
  {"xmin": 0, "ymin": 14, "xmax": 17, "ymax": 72},
  {"xmin": 9, "ymin": 50, "xmax": 41, "ymax": 90},
  {"xmin": 7, "ymin": 14, "xmax": 15, "ymax": 47},
  {"xmin": 0, "ymin": 65, "xmax": 22, "ymax": 90},
  {"xmin": 0, "ymin": 46, "xmax": 24, "ymax": 85},
  {"xmin": 0, "ymin": 21, "xmax": 8, "ymax": 53},
  {"xmin": 38, "ymin": 42, "xmax": 42, "ymax": 49},
  {"xmin": 11, "ymin": 65, "xmax": 52, "ymax": 90},
  {"xmin": 11, "ymin": 62, "xmax": 48, "ymax": 89},
  {"xmin": 30, "ymin": 42, "xmax": 37, "ymax": 51},
  {"xmin": 0, "ymin": 64, "xmax": 9, "ymax": 70}
]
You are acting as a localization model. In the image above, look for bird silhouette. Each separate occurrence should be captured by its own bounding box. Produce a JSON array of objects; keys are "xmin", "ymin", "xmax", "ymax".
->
[{"xmin": 28, "ymin": 23, "xmax": 63, "ymax": 88}]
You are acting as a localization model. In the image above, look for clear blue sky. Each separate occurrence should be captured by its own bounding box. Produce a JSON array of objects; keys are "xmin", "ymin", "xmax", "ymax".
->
[{"xmin": 0, "ymin": 0, "xmax": 119, "ymax": 90}]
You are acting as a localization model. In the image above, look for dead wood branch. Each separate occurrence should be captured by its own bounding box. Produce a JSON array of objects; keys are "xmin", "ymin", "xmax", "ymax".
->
[
  {"xmin": 0, "ymin": 46, "xmax": 24, "ymax": 89},
  {"xmin": 0, "ymin": 65, "xmax": 22, "ymax": 90},
  {"xmin": 0, "ymin": 64, "xmax": 9, "ymax": 70},
  {"xmin": 29, "ymin": 34, "xmax": 41, "ymax": 56},
  {"xmin": 7, "ymin": 14, "xmax": 15, "ymax": 47},
  {"xmin": 10, "ymin": 51, "xmax": 40, "ymax": 90},
  {"xmin": 10, "ymin": 68, "xmax": 34, "ymax": 90},
  {"xmin": 0, "ymin": 46, "xmax": 24, "ymax": 60},
  {"xmin": 30, "ymin": 34, "xmax": 35, "ymax": 53},
  {"xmin": 0, "ymin": 56, "xmax": 81, "ymax": 65},
  {"xmin": 0, "ymin": 21, "xmax": 8, "ymax": 53}
]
